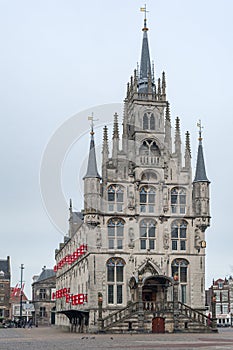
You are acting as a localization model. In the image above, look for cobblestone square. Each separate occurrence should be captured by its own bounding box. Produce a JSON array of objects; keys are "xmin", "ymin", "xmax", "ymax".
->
[{"xmin": 1, "ymin": 327, "xmax": 233, "ymax": 350}]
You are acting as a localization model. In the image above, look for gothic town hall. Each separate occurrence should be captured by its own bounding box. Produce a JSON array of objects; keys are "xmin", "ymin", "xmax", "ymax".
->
[{"xmin": 54, "ymin": 16, "xmax": 214, "ymax": 333}]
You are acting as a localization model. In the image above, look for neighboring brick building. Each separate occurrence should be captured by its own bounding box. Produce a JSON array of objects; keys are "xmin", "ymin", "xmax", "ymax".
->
[
  {"xmin": 207, "ymin": 277, "xmax": 233, "ymax": 327},
  {"xmin": 10, "ymin": 286, "xmax": 34, "ymax": 323},
  {"xmin": 32, "ymin": 267, "xmax": 56, "ymax": 326},
  {"xmin": 0, "ymin": 256, "xmax": 11, "ymax": 323}
]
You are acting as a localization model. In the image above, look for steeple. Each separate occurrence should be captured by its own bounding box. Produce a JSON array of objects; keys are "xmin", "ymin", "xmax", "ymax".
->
[
  {"xmin": 83, "ymin": 119, "xmax": 101, "ymax": 179},
  {"xmin": 138, "ymin": 6, "xmax": 152, "ymax": 94},
  {"xmin": 194, "ymin": 121, "xmax": 209, "ymax": 182}
]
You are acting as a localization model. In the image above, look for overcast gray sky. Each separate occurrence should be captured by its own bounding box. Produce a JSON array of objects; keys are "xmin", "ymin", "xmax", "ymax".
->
[{"xmin": 1, "ymin": 0, "xmax": 233, "ymax": 298}]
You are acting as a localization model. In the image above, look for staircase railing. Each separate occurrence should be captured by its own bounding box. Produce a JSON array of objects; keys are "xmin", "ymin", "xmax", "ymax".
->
[
  {"xmin": 178, "ymin": 301, "xmax": 213, "ymax": 328},
  {"xmin": 143, "ymin": 301, "xmax": 174, "ymax": 313},
  {"xmin": 102, "ymin": 302, "xmax": 139, "ymax": 330}
]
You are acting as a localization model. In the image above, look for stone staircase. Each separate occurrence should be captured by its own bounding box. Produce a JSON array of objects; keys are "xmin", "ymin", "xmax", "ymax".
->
[{"xmin": 101, "ymin": 301, "xmax": 217, "ymax": 333}]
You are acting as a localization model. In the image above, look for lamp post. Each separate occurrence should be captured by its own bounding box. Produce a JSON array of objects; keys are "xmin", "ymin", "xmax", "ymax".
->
[
  {"xmin": 98, "ymin": 292, "xmax": 103, "ymax": 332},
  {"xmin": 138, "ymin": 274, "xmax": 144, "ymax": 333},
  {"xmin": 173, "ymin": 273, "xmax": 179, "ymax": 332},
  {"xmin": 19, "ymin": 264, "xmax": 24, "ymax": 326}
]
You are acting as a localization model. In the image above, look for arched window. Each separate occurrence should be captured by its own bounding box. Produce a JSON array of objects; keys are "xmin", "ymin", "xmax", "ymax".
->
[
  {"xmin": 143, "ymin": 113, "xmax": 148, "ymax": 130},
  {"xmin": 107, "ymin": 218, "xmax": 124, "ymax": 249},
  {"xmin": 143, "ymin": 113, "xmax": 155, "ymax": 130},
  {"xmin": 171, "ymin": 188, "xmax": 186, "ymax": 214},
  {"xmin": 171, "ymin": 259, "xmax": 189, "ymax": 303},
  {"xmin": 139, "ymin": 139, "xmax": 160, "ymax": 157},
  {"xmin": 140, "ymin": 186, "xmax": 156, "ymax": 213},
  {"xmin": 107, "ymin": 185, "xmax": 124, "ymax": 212},
  {"xmin": 107, "ymin": 258, "xmax": 125, "ymax": 304},
  {"xmin": 150, "ymin": 114, "xmax": 155, "ymax": 130},
  {"xmin": 140, "ymin": 219, "xmax": 156, "ymax": 250},
  {"xmin": 171, "ymin": 220, "xmax": 187, "ymax": 251}
]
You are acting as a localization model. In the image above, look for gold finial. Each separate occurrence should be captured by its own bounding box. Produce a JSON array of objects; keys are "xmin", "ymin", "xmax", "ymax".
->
[
  {"xmin": 88, "ymin": 113, "xmax": 98, "ymax": 135},
  {"xmin": 197, "ymin": 120, "xmax": 203, "ymax": 141},
  {"xmin": 140, "ymin": 4, "xmax": 149, "ymax": 31}
]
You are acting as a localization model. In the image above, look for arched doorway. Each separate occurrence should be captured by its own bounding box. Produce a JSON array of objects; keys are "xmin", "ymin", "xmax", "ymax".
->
[{"xmin": 142, "ymin": 275, "xmax": 173, "ymax": 308}]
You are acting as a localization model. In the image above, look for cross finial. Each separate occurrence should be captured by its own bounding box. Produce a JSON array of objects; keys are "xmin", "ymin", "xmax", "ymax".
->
[
  {"xmin": 197, "ymin": 119, "xmax": 203, "ymax": 141},
  {"xmin": 140, "ymin": 4, "xmax": 149, "ymax": 30}
]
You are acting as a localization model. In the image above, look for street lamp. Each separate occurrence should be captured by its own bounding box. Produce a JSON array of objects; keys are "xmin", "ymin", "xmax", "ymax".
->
[{"xmin": 19, "ymin": 264, "xmax": 24, "ymax": 326}]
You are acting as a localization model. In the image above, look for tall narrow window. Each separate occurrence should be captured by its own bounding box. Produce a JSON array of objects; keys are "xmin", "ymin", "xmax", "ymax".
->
[
  {"xmin": 108, "ymin": 218, "xmax": 124, "ymax": 250},
  {"xmin": 171, "ymin": 259, "xmax": 189, "ymax": 304},
  {"xmin": 150, "ymin": 114, "xmax": 155, "ymax": 130},
  {"xmin": 39, "ymin": 288, "xmax": 46, "ymax": 300},
  {"xmin": 171, "ymin": 220, "xmax": 187, "ymax": 251},
  {"xmin": 107, "ymin": 185, "xmax": 124, "ymax": 212},
  {"xmin": 140, "ymin": 219, "xmax": 156, "ymax": 250},
  {"xmin": 143, "ymin": 113, "xmax": 148, "ymax": 130},
  {"xmin": 39, "ymin": 307, "xmax": 46, "ymax": 317},
  {"xmin": 107, "ymin": 258, "xmax": 125, "ymax": 305},
  {"xmin": 171, "ymin": 188, "xmax": 186, "ymax": 214},
  {"xmin": 140, "ymin": 186, "xmax": 156, "ymax": 213}
]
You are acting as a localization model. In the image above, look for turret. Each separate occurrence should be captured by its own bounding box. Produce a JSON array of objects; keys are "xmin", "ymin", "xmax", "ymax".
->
[
  {"xmin": 83, "ymin": 120, "xmax": 101, "ymax": 219},
  {"xmin": 192, "ymin": 121, "xmax": 210, "ymax": 229}
]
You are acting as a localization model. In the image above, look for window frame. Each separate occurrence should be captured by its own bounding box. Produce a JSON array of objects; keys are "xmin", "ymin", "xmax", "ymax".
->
[
  {"xmin": 140, "ymin": 186, "xmax": 156, "ymax": 213},
  {"xmin": 106, "ymin": 258, "xmax": 125, "ymax": 305},
  {"xmin": 171, "ymin": 220, "xmax": 187, "ymax": 252},
  {"xmin": 139, "ymin": 219, "xmax": 156, "ymax": 250},
  {"xmin": 107, "ymin": 218, "xmax": 124, "ymax": 250},
  {"xmin": 107, "ymin": 185, "xmax": 124, "ymax": 212},
  {"xmin": 171, "ymin": 187, "xmax": 187, "ymax": 214}
]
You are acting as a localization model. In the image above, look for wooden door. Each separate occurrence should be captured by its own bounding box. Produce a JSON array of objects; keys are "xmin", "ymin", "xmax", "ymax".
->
[{"xmin": 152, "ymin": 317, "xmax": 165, "ymax": 333}]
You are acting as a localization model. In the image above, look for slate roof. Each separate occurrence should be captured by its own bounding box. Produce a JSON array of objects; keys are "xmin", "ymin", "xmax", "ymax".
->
[
  {"xmin": 193, "ymin": 141, "xmax": 209, "ymax": 182},
  {"xmin": 83, "ymin": 133, "xmax": 101, "ymax": 179},
  {"xmin": 138, "ymin": 21, "xmax": 152, "ymax": 94},
  {"xmin": 34, "ymin": 269, "xmax": 55, "ymax": 283}
]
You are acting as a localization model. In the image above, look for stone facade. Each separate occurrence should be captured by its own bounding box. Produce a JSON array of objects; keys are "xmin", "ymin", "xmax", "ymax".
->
[
  {"xmin": 31, "ymin": 268, "xmax": 56, "ymax": 326},
  {"xmin": 54, "ymin": 17, "xmax": 211, "ymax": 333}
]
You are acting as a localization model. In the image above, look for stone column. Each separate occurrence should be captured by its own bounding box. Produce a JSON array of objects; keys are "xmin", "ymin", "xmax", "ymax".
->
[{"xmin": 138, "ymin": 274, "xmax": 144, "ymax": 332}]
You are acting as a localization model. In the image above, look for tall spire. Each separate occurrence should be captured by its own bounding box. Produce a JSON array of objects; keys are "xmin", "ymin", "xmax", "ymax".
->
[
  {"xmin": 83, "ymin": 117, "xmax": 101, "ymax": 179},
  {"xmin": 138, "ymin": 5, "xmax": 152, "ymax": 93},
  {"xmin": 194, "ymin": 121, "xmax": 209, "ymax": 182},
  {"xmin": 185, "ymin": 131, "xmax": 191, "ymax": 169}
]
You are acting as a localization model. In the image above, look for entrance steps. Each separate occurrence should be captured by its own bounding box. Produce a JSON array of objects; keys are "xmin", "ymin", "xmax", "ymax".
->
[{"xmin": 101, "ymin": 301, "xmax": 217, "ymax": 333}]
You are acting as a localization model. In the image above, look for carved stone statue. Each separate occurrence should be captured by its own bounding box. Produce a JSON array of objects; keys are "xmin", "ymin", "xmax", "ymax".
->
[
  {"xmin": 96, "ymin": 226, "xmax": 102, "ymax": 248},
  {"xmin": 128, "ymin": 227, "xmax": 135, "ymax": 248}
]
